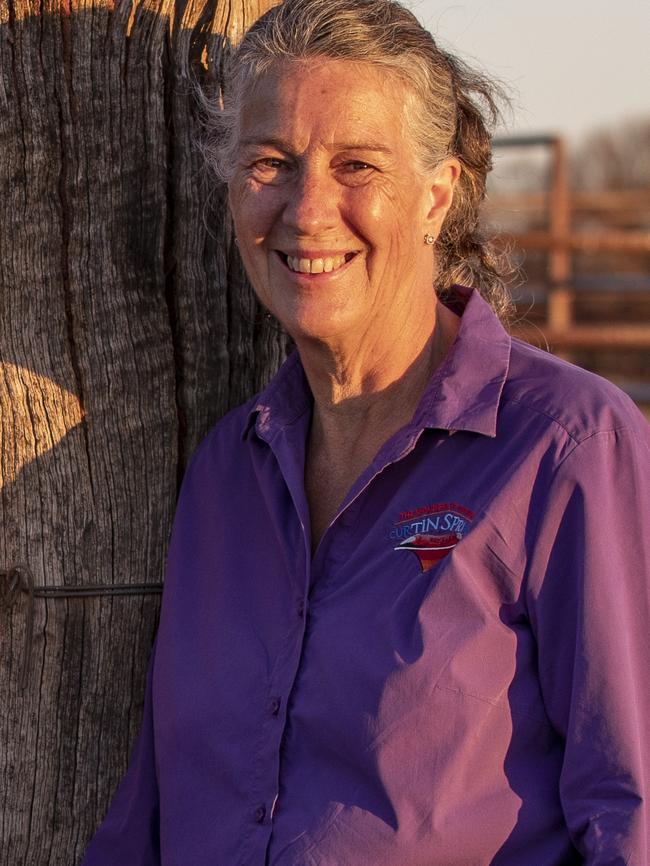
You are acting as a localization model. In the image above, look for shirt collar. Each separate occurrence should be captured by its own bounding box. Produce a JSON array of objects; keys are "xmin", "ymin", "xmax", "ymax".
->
[
  {"xmin": 242, "ymin": 350, "xmax": 312, "ymax": 441},
  {"xmin": 243, "ymin": 287, "xmax": 511, "ymax": 442},
  {"xmin": 412, "ymin": 287, "xmax": 511, "ymax": 437}
]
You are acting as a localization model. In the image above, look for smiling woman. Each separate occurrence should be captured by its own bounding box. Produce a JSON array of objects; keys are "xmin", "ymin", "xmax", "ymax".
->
[
  {"xmin": 207, "ymin": 0, "xmax": 511, "ymax": 321},
  {"xmin": 227, "ymin": 59, "xmax": 460, "ymax": 349},
  {"xmin": 82, "ymin": 1, "xmax": 650, "ymax": 865}
]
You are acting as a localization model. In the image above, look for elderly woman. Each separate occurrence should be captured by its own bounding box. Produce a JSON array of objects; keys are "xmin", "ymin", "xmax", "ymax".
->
[{"xmin": 82, "ymin": 0, "xmax": 650, "ymax": 864}]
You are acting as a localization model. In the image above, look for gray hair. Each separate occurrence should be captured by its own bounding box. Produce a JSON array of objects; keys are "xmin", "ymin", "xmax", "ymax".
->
[{"xmin": 201, "ymin": 0, "xmax": 512, "ymax": 318}]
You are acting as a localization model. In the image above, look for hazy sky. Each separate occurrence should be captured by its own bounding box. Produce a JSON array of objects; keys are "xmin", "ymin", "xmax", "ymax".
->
[{"xmin": 416, "ymin": 0, "xmax": 650, "ymax": 144}]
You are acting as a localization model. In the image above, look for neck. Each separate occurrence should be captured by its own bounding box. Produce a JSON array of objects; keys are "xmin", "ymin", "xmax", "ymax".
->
[
  {"xmin": 300, "ymin": 298, "xmax": 459, "ymax": 550},
  {"xmin": 298, "ymin": 299, "xmax": 458, "ymax": 453}
]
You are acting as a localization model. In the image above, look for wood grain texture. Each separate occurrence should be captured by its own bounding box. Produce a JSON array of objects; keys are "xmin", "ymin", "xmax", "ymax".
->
[{"xmin": 0, "ymin": 1, "xmax": 283, "ymax": 862}]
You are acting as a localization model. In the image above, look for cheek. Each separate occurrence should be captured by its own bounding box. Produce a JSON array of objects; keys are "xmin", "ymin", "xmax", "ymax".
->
[
  {"xmin": 345, "ymin": 186, "xmax": 396, "ymax": 244},
  {"xmin": 229, "ymin": 182, "xmax": 276, "ymax": 241},
  {"xmin": 354, "ymin": 184, "xmax": 424, "ymax": 257}
]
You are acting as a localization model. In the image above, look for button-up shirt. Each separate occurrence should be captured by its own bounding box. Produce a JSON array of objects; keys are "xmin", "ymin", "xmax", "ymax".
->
[{"xmin": 82, "ymin": 288, "xmax": 650, "ymax": 866}]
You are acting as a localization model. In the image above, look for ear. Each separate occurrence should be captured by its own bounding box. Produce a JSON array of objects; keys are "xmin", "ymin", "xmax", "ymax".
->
[{"xmin": 424, "ymin": 158, "xmax": 462, "ymax": 240}]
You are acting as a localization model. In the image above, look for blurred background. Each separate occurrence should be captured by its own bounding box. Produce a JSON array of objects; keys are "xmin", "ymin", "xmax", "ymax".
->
[{"xmin": 420, "ymin": 0, "xmax": 650, "ymax": 415}]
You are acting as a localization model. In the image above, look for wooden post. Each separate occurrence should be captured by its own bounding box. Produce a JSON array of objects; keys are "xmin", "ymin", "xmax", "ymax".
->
[
  {"xmin": 547, "ymin": 138, "xmax": 573, "ymax": 345},
  {"xmin": 0, "ymin": 1, "xmax": 281, "ymax": 863}
]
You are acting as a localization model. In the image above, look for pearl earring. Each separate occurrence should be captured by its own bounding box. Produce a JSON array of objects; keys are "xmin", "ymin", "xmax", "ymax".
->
[{"xmin": 424, "ymin": 234, "xmax": 435, "ymax": 245}]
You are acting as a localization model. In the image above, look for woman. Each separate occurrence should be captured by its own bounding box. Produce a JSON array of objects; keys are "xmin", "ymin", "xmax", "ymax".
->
[{"xmin": 83, "ymin": 1, "xmax": 650, "ymax": 863}]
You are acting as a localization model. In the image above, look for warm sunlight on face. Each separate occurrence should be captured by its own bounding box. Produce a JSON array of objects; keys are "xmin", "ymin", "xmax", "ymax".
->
[
  {"xmin": 0, "ymin": 364, "xmax": 83, "ymax": 487},
  {"xmin": 228, "ymin": 59, "xmax": 459, "ymax": 348}
]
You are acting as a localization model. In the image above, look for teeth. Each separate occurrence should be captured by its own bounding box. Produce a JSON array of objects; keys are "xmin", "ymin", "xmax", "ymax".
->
[{"xmin": 286, "ymin": 254, "xmax": 349, "ymax": 274}]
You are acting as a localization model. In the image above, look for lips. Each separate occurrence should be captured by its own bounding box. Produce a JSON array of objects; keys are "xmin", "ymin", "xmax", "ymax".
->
[{"xmin": 277, "ymin": 251, "xmax": 357, "ymax": 274}]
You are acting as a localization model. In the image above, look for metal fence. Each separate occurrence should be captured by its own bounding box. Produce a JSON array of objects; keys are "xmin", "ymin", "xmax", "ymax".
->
[{"xmin": 484, "ymin": 135, "xmax": 650, "ymax": 405}]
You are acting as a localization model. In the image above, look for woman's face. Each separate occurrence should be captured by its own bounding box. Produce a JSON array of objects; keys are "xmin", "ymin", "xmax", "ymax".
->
[{"xmin": 228, "ymin": 58, "xmax": 458, "ymax": 347}]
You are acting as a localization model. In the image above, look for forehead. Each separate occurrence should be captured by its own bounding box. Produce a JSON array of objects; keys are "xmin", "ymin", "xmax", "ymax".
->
[{"xmin": 237, "ymin": 58, "xmax": 417, "ymax": 154}]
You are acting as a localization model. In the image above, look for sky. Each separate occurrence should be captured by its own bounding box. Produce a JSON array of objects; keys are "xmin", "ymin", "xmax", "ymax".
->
[{"xmin": 416, "ymin": 0, "xmax": 650, "ymax": 145}]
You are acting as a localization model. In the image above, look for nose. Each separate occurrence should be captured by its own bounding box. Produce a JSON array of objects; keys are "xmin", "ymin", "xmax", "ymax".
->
[{"xmin": 281, "ymin": 163, "xmax": 340, "ymax": 237}]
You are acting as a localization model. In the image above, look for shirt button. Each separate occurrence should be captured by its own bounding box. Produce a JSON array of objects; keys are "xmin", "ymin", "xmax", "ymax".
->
[
  {"xmin": 254, "ymin": 805, "xmax": 266, "ymax": 824},
  {"xmin": 270, "ymin": 697, "xmax": 281, "ymax": 716},
  {"xmin": 297, "ymin": 599, "xmax": 305, "ymax": 617}
]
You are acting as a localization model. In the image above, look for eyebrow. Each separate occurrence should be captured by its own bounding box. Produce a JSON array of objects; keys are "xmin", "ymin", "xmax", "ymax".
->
[
  {"xmin": 240, "ymin": 137, "xmax": 393, "ymax": 155},
  {"xmin": 331, "ymin": 143, "xmax": 393, "ymax": 154}
]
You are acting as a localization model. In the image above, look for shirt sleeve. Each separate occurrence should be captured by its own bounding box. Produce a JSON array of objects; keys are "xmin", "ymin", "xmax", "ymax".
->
[
  {"xmin": 80, "ymin": 640, "xmax": 160, "ymax": 866},
  {"xmin": 526, "ymin": 425, "xmax": 650, "ymax": 865}
]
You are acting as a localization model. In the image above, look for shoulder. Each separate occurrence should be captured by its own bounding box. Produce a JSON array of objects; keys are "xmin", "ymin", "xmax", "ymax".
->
[
  {"xmin": 171, "ymin": 395, "xmax": 262, "ymax": 514},
  {"xmin": 501, "ymin": 337, "xmax": 647, "ymax": 445},
  {"xmin": 186, "ymin": 394, "xmax": 260, "ymax": 476},
  {"xmin": 179, "ymin": 351, "xmax": 310, "ymax": 495}
]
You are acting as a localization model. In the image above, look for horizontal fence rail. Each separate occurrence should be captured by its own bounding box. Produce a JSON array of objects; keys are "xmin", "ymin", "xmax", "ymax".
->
[{"xmin": 489, "ymin": 136, "xmax": 650, "ymax": 359}]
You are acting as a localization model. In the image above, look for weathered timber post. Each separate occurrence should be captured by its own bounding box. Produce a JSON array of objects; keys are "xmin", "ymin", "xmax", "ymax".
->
[{"xmin": 0, "ymin": 1, "xmax": 281, "ymax": 862}]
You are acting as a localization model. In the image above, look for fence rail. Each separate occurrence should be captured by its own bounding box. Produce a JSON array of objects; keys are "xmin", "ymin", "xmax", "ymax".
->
[{"xmin": 490, "ymin": 135, "xmax": 650, "ymax": 351}]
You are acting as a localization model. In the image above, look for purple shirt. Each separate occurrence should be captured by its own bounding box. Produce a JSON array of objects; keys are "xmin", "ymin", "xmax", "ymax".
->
[{"xmin": 82, "ymin": 289, "xmax": 650, "ymax": 865}]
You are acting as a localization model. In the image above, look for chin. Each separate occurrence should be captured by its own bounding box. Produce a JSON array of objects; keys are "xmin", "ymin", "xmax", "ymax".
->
[
  {"xmin": 283, "ymin": 308, "xmax": 357, "ymax": 345},
  {"xmin": 267, "ymin": 294, "xmax": 350, "ymax": 341}
]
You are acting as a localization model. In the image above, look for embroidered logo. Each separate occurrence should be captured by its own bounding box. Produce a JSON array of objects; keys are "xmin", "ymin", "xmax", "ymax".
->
[{"xmin": 390, "ymin": 502, "xmax": 475, "ymax": 572}]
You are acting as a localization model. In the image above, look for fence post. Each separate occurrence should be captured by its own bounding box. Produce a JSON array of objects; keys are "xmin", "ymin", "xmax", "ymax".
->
[{"xmin": 547, "ymin": 137, "xmax": 573, "ymax": 343}]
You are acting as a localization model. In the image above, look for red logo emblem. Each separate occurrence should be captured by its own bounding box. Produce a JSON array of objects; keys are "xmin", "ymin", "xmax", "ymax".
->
[{"xmin": 391, "ymin": 503, "xmax": 474, "ymax": 572}]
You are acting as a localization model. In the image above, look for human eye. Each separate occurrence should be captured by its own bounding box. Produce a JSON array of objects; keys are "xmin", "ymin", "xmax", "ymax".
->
[
  {"xmin": 258, "ymin": 157, "xmax": 285, "ymax": 169},
  {"xmin": 343, "ymin": 160, "xmax": 374, "ymax": 173},
  {"xmin": 249, "ymin": 156, "xmax": 291, "ymax": 183},
  {"xmin": 336, "ymin": 159, "xmax": 377, "ymax": 186}
]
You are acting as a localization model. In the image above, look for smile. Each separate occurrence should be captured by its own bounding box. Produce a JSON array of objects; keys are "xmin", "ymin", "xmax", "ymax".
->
[{"xmin": 278, "ymin": 252, "xmax": 357, "ymax": 275}]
